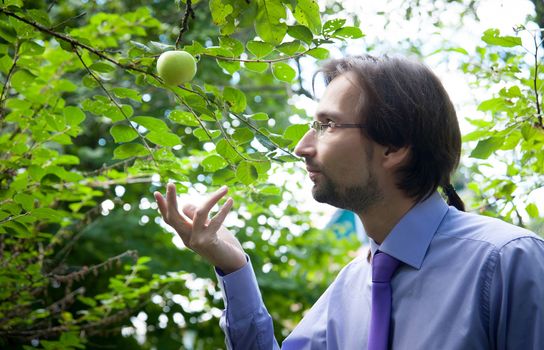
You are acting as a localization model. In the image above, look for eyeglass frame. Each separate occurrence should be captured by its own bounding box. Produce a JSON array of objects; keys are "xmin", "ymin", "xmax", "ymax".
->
[{"xmin": 309, "ymin": 120, "xmax": 367, "ymax": 136}]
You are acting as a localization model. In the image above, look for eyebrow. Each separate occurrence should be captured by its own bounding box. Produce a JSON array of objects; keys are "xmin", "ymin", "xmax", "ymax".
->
[{"xmin": 315, "ymin": 111, "xmax": 342, "ymax": 120}]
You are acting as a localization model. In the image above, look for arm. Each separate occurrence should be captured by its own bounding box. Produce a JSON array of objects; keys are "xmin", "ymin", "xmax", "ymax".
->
[
  {"xmin": 154, "ymin": 184, "xmax": 279, "ymax": 349},
  {"xmin": 489, "ymin": 236, "xmax": 544, "ymax": 349}
]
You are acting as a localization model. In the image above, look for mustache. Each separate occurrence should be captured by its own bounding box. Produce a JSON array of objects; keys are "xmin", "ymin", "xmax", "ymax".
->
[{"xmin": 303, "ymin": 159, "xmax": 324, "ymax": 172}]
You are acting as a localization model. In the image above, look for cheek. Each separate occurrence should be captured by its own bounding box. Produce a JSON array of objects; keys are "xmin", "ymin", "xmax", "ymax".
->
[{"xmin": 320, "ymin": 138, "xmax": 369, "ymax": 180}]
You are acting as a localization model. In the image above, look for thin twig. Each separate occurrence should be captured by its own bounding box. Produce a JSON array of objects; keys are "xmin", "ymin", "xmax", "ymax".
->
[
  {"xmin": 229, "ymin": 111, "xmax": 297, "ymax": 158},
  {"xmin": 203, "ymin": 50, "xmax": 309, "ymax": 63},
  {"xmin": 0, "ymin": 41, "xmax": 20, "ymax": 121},
  {"xmin": 0, "ymin": 9, "xmax": 159, "ymax": 79},
  {"xmin": 82, "ymin": 156, "xmax": 149, "ymax": 177},
  {"xmin": 175, "ymin": 0, "xmax": 193, "ymax": 49},
  {"xmin": 73, "ymin": 46, "xmax": 158, "ymax": 166},
  {"xmin": 47, "ymin": 0, "xmax": 57, "ymax": 12},
  {"xmin": 533, "ymin": 32, "xmax": 543, "ymax": 127},
  {"xmin": 49, "ymin": 11, "xmax": 87, "ymax": 30}
]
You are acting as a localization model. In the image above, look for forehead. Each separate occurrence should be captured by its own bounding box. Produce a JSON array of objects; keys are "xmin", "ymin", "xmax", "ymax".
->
[{"xmin": 315, "ymin": 72, "xmax": 364, "ymax": 122}]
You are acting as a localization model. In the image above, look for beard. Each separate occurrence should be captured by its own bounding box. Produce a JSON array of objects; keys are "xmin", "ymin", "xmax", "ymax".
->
[{"xmin": 312, "ymin": 169, "xmax": 383, "ymax": 213}]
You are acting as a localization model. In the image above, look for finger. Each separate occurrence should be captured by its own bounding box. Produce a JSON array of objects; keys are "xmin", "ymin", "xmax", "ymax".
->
[
  {"xmin": 208, "ymin": 197, "xmax": 233, "ymax": 233},
  {"xmin": 154, "ymin": 191, "xmax": 168, "ymax": 217},
  {"xmin": 166, "ymin": 183, "xmax": 180, "ymax": 218},
  {"xmin": 182, "ymin": 203, "xmax": 197, "ymax": 219},
  {"xmin": 193, "ymin": 186, "xmax": 228, "ymax": 229}
]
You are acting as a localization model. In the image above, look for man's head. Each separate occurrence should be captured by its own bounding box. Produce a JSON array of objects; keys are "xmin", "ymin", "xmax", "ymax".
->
[{"xmin": 294, "ymin": 55, "xmax": 462, "ymax": 211}]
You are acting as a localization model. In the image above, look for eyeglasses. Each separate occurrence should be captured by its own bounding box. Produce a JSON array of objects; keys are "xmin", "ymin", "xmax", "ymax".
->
[{"xmin": 310, "ymin": 120, "xmax": 367, "ymax": 136}]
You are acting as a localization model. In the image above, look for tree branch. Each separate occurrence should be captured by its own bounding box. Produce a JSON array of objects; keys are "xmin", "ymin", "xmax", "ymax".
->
[
  {"xmin": 73, "ymin": 46, "xmax": 158, "ymax": 166},
  {"xmin": 533, "ymin": 32, "xmax": 543, "ymax": 127},
  {"xmin": 0, "ymin": 40, "xmax": 20, "ymax": 121},
  {"xmin": 203, "ymin": 50, "xmax": 310, "ymax": 63},
  {"xmin": 175, "ymin": 0, "xmax": 193, "ymax": 49},
  {"xmin": 0, "ymin": 8, "xmax": 159, "ymax": 79}
]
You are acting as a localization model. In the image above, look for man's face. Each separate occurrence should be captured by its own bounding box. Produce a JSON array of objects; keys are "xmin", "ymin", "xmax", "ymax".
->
[{"xmin": 294, "ymin": 72, "xmax": 383, "ymax": 212}]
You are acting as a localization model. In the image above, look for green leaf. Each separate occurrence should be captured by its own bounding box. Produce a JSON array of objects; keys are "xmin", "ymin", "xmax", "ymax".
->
[
  {"xmin": 112, "ymin": 87, "xmax": 141, "ymax": 102},
  {"xmin": 272, "ymin": 62, "xmax": 296, "ymax": 82},
  {"xmin": 469, "ymin": 136, "xmax": 505, "ymax": 159},
  {"xmin": 113, "ymin": 143, "xmax": 148, "ymax": 159},
  {"xmin": 210, "ymin": 0, "xmax": 234, "ymax": 26},
  {"xmin": 246, "ymin": 40, "xmax": 275, "ymax": 58},
  {"xmin": 219, "ymin": 36, "xmax": 244, "ymax": 56},
  {"xmin": 202, "ymin": 154, "xmax": 228, "ymax": 172},
  {"xmin": 148, "ymin": 41, "xmax": 175, "ymax": 53},
  {"xmin": 55, "ymin": 79, "xmax": 77, "ymax": 92},
  {"xmin": 20, "ymin": 41, "xmax": 45, "ymax": 56},
  {"xmin": 168, "ymin": 110, "xmax": 200, "ymax": 126},
  {"xmin": 332, "ymin": 26, "xmax": 364, "ymax": 39},
  {"xmin": 283, "ymin": 124, "xmax": 309, "ymax": 146},
  {"xmin": 276, "ymin": 41, "xmax": 304, "ymax": 56},
  {"xmin": 236, "ymin": 160, "xmax": 259, "ymax": 185},
  {"xmin": 104, "ymin": 104, "xmax": 133, "ymax": 122},
  {"xmin": 323, "ymin": 18, "xmax": 346, "ymax": 35},
  {"xmin": 146, "ymin": 131, "xmax": 180, "ymax": 147},
  {"xmin": 293, "ymin": 0, "xmax": 322, "ymax": 34},
  {"xmin": 132, "ymin": 116, "xmax": 169, "ymax": 132},
  {"xmin": 78, "ymin": 296, "xmax": 97, "ymax": 307},
  {"xmin": 129, "ymin": 40, "xmax": 152, "ymax": 53},
  {"xmin": 526, "ymin": 203, "xmax": 539, "ymax": 219},
  {"xmin": 307, "ymin": 47, "xmax": 329, "ymax": 59},
  {"xmin": 0, "ymin": 55, "xmax": 12, "ymax": 75},
  {"xmin": 232, "ymin": 128, "xmax": 254, "ymax": 144},
  {"xmin": 244, "ymin": 61, "xmax": 269, "ymax": 73},
  {"xmin": 89, "ymin": 62, "xmax": 116, "ymax": 73},
  {"xmin": 14, "ymin": 193, "xmax": 34, "ymax": 211},
  {"xmin": 212, "ymin": 168, "xmax": 236, "ymax": 184},
  {"xmin": 9, "ymin": 16, "xmax": 34, "ymax": 39},
  {"xmin": 477, "ymin": 97, "xmax": 510, "ymax": 113},
  {"xmin": 287, "ymin": 25, "xmax": 313, "ymax": 45},
  {"xmin": 481, "ymin": 29, "xmax": 522, "ymax": 47},
  {"xmin": 521, "ymin": 124, "xmax": 537, "ymax": 141},
  {"xmin": 255, "ymin": 0, "xmax": 287, "ymax": 45},
  {"xmin": 63, "ymin": 106, "xmax": 86, "ymax": 125},
  {"xmin": 247, "ymin": 112, "xmax": 269, "ymax": 120},
  {"xmin": 224, "ymin": 87, "xmax": 247, "ymax": 113},
  {"xmin": 32, "ymin": 208, "xmax": 63, "ymax": 221},
  {"xmin": 217, "ymin": 59, "xmax": 241, "ymax": 75},
  {"xmin": 216, "ymin": 139, "xmax": 242, "ymax": 162},
  {"xmin": 110, "ymin": 124, "xmax": 138, "ymax": 143},
  {"xmin": 3, "ymin": 0, "xmax": 23, "ymax": 7},
  {"xmin": 193, "ymin": 128, "xmax": 220, "ymax": 141}
]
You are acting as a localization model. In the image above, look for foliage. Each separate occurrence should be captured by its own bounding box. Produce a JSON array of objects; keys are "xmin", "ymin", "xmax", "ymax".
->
[
  {"xmin": 0, "ymin": 0, "xmax": 363, "ymax": 348},
  {"xmin": 460, "ymin": 26, "xmax": 544, "ymax": 232}
]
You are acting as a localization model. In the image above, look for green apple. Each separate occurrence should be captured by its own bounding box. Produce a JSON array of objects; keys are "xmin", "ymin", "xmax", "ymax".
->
[{"xmin": 156, "ymin": 50, "xmax": 197, "ymax": 85}]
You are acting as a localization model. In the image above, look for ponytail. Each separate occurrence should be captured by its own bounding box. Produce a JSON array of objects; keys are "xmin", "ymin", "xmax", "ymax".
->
[{"xmin": 442, "ymin": 184, "xmax": 465, "ymax": 212}]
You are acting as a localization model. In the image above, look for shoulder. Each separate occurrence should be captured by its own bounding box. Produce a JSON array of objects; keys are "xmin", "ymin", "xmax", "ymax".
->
[
  {"xmin": 437, "ymin": 207, "xmax": 543, "ymax": 251},
  {"xmin": 333, "ymin": 247, "xmax": 371, "ymax": 282}
]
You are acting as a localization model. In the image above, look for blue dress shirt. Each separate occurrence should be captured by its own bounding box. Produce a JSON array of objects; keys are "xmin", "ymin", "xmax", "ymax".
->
[{"xmin": 216, "ymin": 192, "xmax": 544, "ymax": 349}]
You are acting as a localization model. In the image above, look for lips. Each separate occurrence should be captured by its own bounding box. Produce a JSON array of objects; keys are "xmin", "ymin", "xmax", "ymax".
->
[{"xmin": 305, "ymin": 165, "xmax": 320, "ymax": 182}]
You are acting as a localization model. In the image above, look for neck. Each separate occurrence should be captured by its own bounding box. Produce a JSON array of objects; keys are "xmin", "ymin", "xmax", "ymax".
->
[{"xmin": 357, "ymin": 192, "xmax": 416, "ymax": 245}]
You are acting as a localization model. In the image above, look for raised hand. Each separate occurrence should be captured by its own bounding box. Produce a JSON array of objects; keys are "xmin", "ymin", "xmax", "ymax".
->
[{"xmin": 154, "ymin": 183, "xmax": 246, "ymax": 274}]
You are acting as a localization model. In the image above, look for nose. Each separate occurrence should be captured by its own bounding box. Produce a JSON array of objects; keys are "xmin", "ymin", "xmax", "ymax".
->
[{"xmin": 294, "ymin": 128, "xmax": 316, "ymax": 158}]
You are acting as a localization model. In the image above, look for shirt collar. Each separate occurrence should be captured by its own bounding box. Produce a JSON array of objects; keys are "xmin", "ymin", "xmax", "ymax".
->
[{"xmin": 370, "ymin": 192, "xmax": 449, "ymax": 269}]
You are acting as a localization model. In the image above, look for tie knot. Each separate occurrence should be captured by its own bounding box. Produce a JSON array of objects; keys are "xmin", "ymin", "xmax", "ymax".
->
[{"xmin": 372, "ymin": 251, "xmax": 400, "ymax": 283}]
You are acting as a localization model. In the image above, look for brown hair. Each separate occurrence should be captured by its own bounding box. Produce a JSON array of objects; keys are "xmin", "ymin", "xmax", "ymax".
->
[{"xmin": 316, "ymin": 55, "xmax": 465, "ymax": 211}]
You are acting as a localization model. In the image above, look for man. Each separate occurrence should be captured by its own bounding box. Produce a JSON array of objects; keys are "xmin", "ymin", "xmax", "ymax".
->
[{"xmin": 154, "ymin": 55, "xmax": 544, "ymax": 349}]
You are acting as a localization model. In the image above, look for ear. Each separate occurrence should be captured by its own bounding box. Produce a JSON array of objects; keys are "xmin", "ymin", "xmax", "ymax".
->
[{"xmin": 382, "ymin": 145, "xmax": 411, "ymax": 169}]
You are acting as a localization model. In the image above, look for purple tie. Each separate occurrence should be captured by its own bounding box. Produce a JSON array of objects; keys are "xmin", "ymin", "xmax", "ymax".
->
[{"xmin": 368, "ymin": 251, "xmax": 401, "ymax": 350}]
